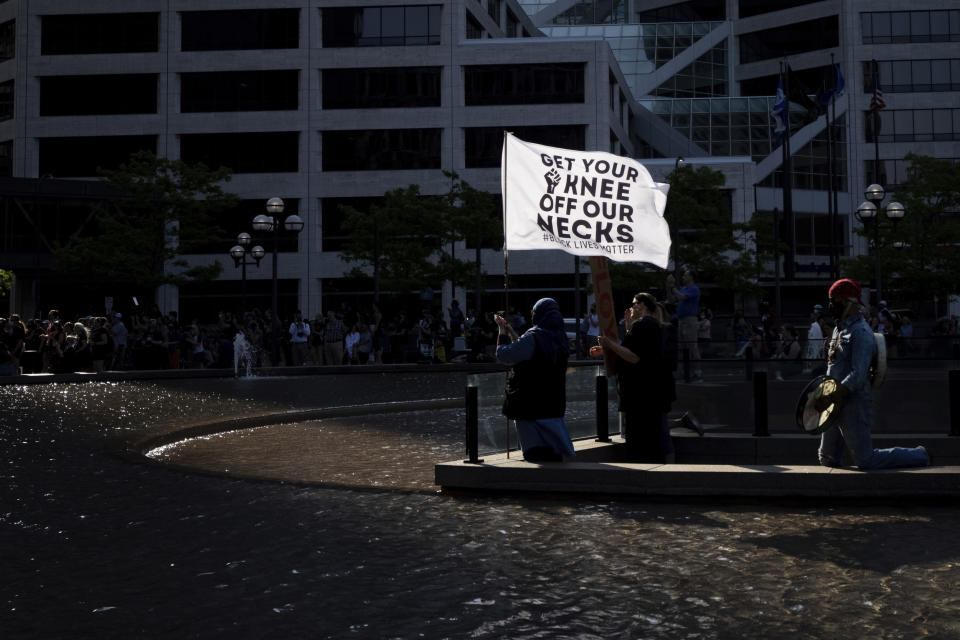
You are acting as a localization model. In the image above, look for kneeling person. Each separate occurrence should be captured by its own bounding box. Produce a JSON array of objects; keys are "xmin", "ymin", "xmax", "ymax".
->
[{"xmin": 496, "ymin": 298, "xmax": 575, "ymax": 462}]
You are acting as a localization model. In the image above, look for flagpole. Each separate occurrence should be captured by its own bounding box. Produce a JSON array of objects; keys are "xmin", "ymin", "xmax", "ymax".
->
[
  {"xmin": 872, "ymin": 59, "xmax": 881, "ymax": 184},
  {"xmin": 782, "ymin": 60, "xmax": 796, "ymax": 281},
  {"xmin": 827, "ymin": 54, "xmax": 837, "ymax": 281},
  {"xmin": 501, "ymin": 131, "xmax": 511, "ymax": 458}
]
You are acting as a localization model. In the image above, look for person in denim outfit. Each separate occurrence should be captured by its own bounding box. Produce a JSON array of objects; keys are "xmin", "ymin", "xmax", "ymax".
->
[{"xmin": 817, "ymin": 279, "xmax": 929, "ymax": 469}]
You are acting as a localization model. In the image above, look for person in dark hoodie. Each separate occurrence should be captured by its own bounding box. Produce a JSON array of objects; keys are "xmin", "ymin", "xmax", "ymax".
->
[
  {"xmin": 495, "ymin": 298, "xmax": 575, "ymax": 462},
  {"xmin": 598, "ymin": 292, "xmax": 676, "ymax": 463}
]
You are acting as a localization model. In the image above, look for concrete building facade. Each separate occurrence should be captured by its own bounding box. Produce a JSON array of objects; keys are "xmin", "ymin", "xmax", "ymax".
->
[{"xmin": 1, "ymin": 0, "xmax": 958, "ymax": 319}]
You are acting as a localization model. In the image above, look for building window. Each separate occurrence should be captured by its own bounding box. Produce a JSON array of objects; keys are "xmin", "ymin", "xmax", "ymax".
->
[
  {"xmin": 0, "ymin": 20, "xmax": 13, "ymax": 62},
  {"xmin": 738, "ymin": 0, "xmax": 822, "ymax": 19},
  {"xmin": 180, "ymin": 132, "xmax": 299, "ymax": 173},
  {"xmin": 633, "ymin": 1, "xmax": 724, "ymax": 22},
  {"xmin": 40, "ymin": 75, "xmax": 158, "ymax": 116},
  {"xmin": 487, "ymin": 0, "xmax": 501, "ymax": 24},
  {"xmin": 181, "ymin": 9, "xmax": 299, "ymax": 51},
  {"xmin": 738, "ymin": 16, "xmax": 838, "ymax": 64},
  {"xmin": 862, "ymin": 11, "xmax": 960, "ymax": 44},
  {"xmin": 864, "ymin": 59, "xmax": 960, "ymax": 93},
  {"xmin": 465, "ymin": 63, "xmax": 584, "ymax": 106},
  {"xmin": 41, "ymin": 13, "xmax": 159, "ymax": 55},
  {"xmin": 0, "ymin": 140, "xmax": 11, "ymax": 177},
  {"xmin": 322, "ymin": 129, "xmax": 442, "ymax": 171},
  {"xmin": 653, "ymin": 43, "xmax": 727, "ymax": 98},
  {"xmin": 465, "ymin": 125, "xmax": 586, "ymax": 168},
  {"xmin": 321, "ymin": 67, "xmax": 441, "ymax": 109},
  {"xmin": 322, "ymin": 6, "xmax": 442, "ymax": 47},
  {"xmin": 466, "ymin": 13, "xmax": 485, "ymax": 39},
  {"xmin": 552, "ymin": 0, "xmax": 629, "ymax": 25},
  {"xmin": 181, "ymin": 70, "xmax": 298, "ymax": 112},
  {"xmin": 865, "ymin": 109, "xmax": 960, "ymax": 143},
  {"xmin": 795, "ymin": 213, "xmax": 847, "ymax": 257},
  {"xmin": 0, "ymin": 80, "xmax": 12, "ymax": 121},
  {"xmin": 38, "ymin": 135, "xmax": 157, "ymax": 177}
]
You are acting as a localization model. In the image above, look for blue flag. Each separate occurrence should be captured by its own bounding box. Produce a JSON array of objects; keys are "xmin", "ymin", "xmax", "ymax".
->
[
  {"xmin": 817, "ymin": 64, "xmax": 845, "ymax": 107},
  {"xmin": 772, "ymin": 75, "xmax": 788, "ymax": 147}
]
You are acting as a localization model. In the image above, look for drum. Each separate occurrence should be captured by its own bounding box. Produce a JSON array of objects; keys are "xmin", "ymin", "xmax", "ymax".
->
[
  {"xmin": 869, "ymin": 332, "xmax": 887, "ymax": 389},
  {"xmin": 795, "ymin": 375, "xmax": 843, "ymax": 435}
]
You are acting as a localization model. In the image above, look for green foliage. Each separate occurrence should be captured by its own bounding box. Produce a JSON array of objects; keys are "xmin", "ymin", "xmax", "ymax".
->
[
  {"xmin": 846, "ymin": 153, "xmax": 960, "ymax": 310},
  {"xmin": 53, "ymin": 151, "xmax": 237, "ymax": 288},
  {"xmin": 339, "ymin": 174, "xmax": 502, "ymax": 305},
  {"xmin": 0, "ymin": 268, "xmax": 13, "ymax": 298},
  {"xmin": 339, "ymin": 184, "xmax": 463, "ymax": 302},
  {"xmin": 662, "ymin": 164, "xmax": 762, "ymax": 296}
]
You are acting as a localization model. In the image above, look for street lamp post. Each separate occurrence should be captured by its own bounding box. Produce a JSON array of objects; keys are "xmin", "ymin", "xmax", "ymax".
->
[
  {"xmin": 672, "ymin": 157, "xmax": 685, "ymax": 280},
  {"xmin": 855, "ymin": 184, "xmax": 905, "ymax": 304},
  {"xmin": 228, "ymin": 232, "xmax": 264, "ymax": 313},
  {"xmin": 252, "ymin": 197, "xmax": 304, "ymax": 366}
]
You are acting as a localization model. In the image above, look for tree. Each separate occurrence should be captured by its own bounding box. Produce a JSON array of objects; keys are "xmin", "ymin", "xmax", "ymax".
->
[
  {"xmin": 611, "ymin": 164, "xmax": 762, "ymax": 301},
  {"xmin": 53, "ymin": 151, "xmax": 238, "ymax": 290},
  {"xmin": 443, "ymin": 172, "xmax": 502, "ymax": 313},
  {"xmin": 0, "ymin": 269, "xmax": 12, "ymax": 300},
  {"xmin": 845, "ymin": 153, "xmax": 960, "ymax": 314},
  {"xmin": 339, "ymin": 184, "xmax": 473, "ymax": 304}
]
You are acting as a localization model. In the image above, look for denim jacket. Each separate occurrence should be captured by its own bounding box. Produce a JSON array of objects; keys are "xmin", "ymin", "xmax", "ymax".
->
[{"xmin": 826, "ymin": 312, "xmax": 875, "ymax": 395}]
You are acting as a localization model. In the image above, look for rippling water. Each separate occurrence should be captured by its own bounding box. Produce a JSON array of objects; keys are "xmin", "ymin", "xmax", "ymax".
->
[{"xmin": 3, "ymin": 377, "xmax": 960, "ymax": 639}]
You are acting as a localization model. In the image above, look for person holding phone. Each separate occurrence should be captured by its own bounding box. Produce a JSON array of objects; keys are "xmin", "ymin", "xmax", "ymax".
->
[{"xmin": 495, "ymin": 298, "xmax": 574, "ymax": 462}]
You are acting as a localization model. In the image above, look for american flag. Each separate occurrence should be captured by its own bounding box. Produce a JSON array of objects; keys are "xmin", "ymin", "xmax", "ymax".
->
[{"xmin": 869, "ymin": 62, "xmax": 885, "ymax": 112}]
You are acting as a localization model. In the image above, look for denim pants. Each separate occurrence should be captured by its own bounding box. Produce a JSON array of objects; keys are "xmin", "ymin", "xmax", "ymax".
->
[{"xmin": 818, "ymin": 389, "xmax": 929, "ymax": 469}]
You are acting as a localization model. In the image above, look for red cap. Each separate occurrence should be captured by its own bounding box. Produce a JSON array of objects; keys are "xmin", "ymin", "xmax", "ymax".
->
[{"xmin": 828, "ymin": 278, "xmax": 862, "ymax": 303}]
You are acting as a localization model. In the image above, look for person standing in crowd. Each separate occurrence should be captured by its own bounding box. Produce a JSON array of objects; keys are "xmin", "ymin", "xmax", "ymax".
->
[
  {"xmin": 495, "ymin": 298, "xmax": 575, "ymax": 462},
  {"xmin": 288, "ymin": 310, "xmax": 310, "ymax": 366},
  {"xmin": 816, "ymin": 279, "xmax": 929, "ymax": 469},
  {"xmin": 803, "ymin": 305, "xmax": 825, "ymax": 374},
  {"xmin": 448, "ymin": 300, "xmax": 464, "ymax": 338},
  {"xmin": 597, "ymin": 293, "xmax": 676, "ymax": 463},
  {"xmin": 356, "ymin": 319, "xmax": 373, "ymax": 364},
  {"xmin": 309, "ymin": 313, "xmax": 325, "ymax": 365},
  {"xmin": 697, "ymin": 308, "xmax": 712, "ymax": 358},
  {"xmin": 89, "ymin": 316, "xmax": 113, "ymax": 373},
  {"xmin": 323, "ymin": 310, "xmax": 345, "ymax": 365},
  {"xmin": 772, "ymin": 324, "xmax": 803, "ymax": 382},
  {"xmin": 586, "ymin": 304, "xmax": 600, "ymax": 343},
  {"xmin": 110, "ymin": 313, "xmax": 128, "ymax": 370},
  {"xmin": 417, "ymin": 309, "xmax": 435, "ymax": 362},
  {"xmin": 41, "ymin": 311, "xmax": 65, "ymax": 373},
  {"xmin": 670, "ymin": 270, "xmax": 702, "ymax": 381},
  {"xmin": 3, "ymin": 315, "xmax": 25, "ymax": 373}
]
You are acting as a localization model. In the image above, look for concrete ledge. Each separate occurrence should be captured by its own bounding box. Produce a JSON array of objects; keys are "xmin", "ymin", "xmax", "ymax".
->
[{"xmin": 436, "ymin": 437, "xmax": 960, "ymax": 498}]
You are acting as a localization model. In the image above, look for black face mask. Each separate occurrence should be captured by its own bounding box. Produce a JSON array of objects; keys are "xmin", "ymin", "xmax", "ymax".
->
[{"xmin": 828, "ymin": 299, "xmax": 847, "ymax": 320}]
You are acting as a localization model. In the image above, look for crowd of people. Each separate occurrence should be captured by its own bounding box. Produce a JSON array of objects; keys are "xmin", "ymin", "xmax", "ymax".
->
[{"xmin": 0, "ymin": 299, "xmax": 538, "ymax": 375}]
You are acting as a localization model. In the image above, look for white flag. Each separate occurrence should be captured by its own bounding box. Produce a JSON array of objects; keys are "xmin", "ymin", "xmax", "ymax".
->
[{"xmin": 501, "ymin": 133, "xmax": 671, "ymax": 267}]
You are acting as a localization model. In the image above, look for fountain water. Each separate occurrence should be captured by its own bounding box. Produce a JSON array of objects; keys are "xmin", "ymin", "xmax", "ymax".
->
[{"xmin": 233, "ymin": 331, "xmax": 256, "ymax": 377}]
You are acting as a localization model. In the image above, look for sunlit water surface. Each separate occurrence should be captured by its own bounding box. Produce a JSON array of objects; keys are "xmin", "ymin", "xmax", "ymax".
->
[{"xmin": 2, "ymin": 377, "xmax": 960, "ymax": 639}]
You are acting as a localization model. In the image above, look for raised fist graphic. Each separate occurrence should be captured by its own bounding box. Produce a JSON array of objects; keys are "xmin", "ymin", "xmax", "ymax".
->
[{"xmin": 544, "ymin": 169, "xmax": 561, "ymax": 194}]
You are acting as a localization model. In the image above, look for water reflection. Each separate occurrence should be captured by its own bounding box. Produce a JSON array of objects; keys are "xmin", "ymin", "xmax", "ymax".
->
[{"xmin": 2, "ymin": 378, "xmax": 960, "ymax": 638}]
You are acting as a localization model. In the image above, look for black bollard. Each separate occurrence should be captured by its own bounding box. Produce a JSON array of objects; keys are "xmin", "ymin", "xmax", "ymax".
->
[
  {"xmin": 596, "ymin": 373, "xmax": 610, "ymax": 442},
  {"xmin": 464, "ymin": 385, "xmax": 483, "ymax": 463},
  {"xmin": 753, "ymin": 370, "xmax": 769, "ymax": 437},
  {"xmin": 745, "ymin": 344, "xmax": 754, "ymax": 381},
  {"xmin": 951, "ymin": 371, "xmax": 960, "ymax": 437},
  {"xmin": 683, "ymin": 347, "xmax": 691, "ymax": 383}
]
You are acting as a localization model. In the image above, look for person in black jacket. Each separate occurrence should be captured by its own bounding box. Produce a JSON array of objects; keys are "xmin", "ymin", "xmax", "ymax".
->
[
  {"xmin": 599, "ymin": 292, "xmax": 676, "ymax": 463},
  {"xmin": 495, "ymin": 298, "xmax": 575, "ymax": 462}
]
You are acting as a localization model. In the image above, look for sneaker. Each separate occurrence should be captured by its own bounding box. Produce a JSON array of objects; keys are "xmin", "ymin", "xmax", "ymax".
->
[{"xmin": 681, "ymin": 412, "xmax": 704, "ymax": 436}]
